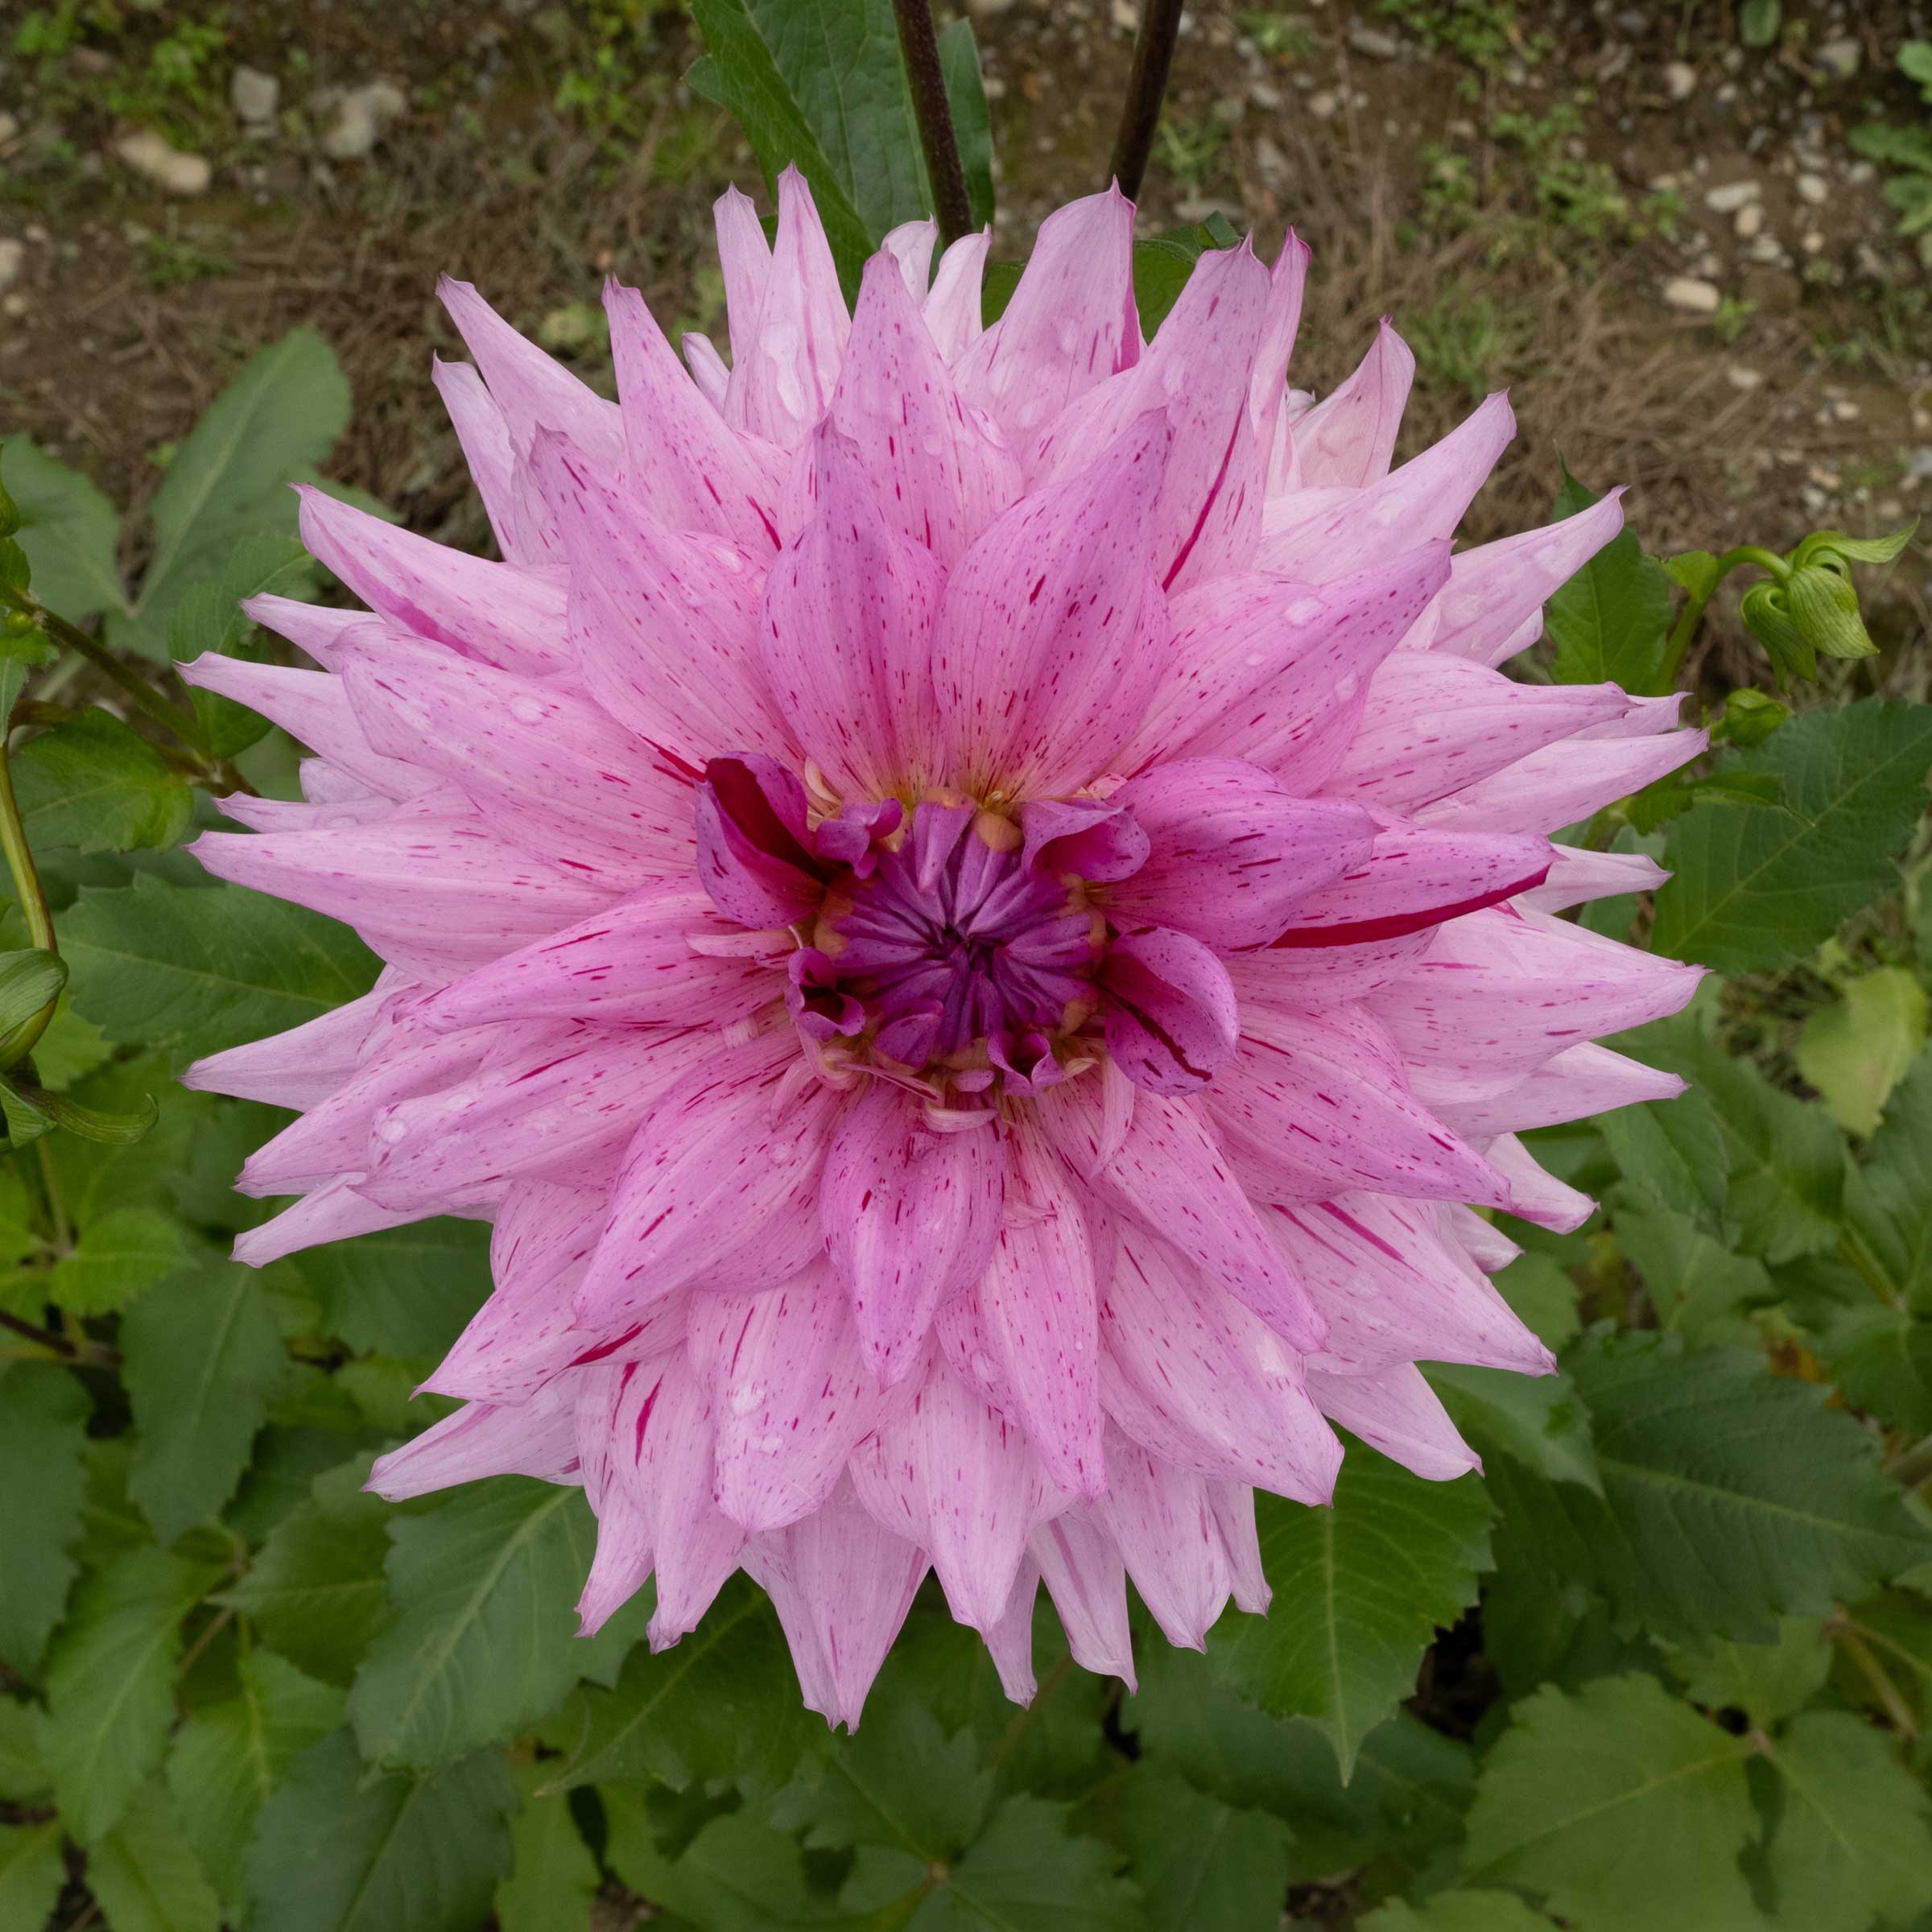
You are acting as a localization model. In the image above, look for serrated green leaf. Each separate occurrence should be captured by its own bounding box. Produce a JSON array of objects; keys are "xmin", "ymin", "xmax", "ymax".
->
[
  {"xmin": 46, "ymin": 1204, "xmax": 186, "ymax": 1317},
  {"xmin": 290, "ymin": 1216, "xmax": 493, "ymax": 1358},
  {"xmin": 0, "ymin": 1696, "xmax": 48, "ymax": 1801},
  {"xmin": 1598, "ymin": 1088, "xmax": 1728, "ymax": 1228},
  {"xmin": 125, "ymin": 1264, "xmax": 288, "ymax": 1543},
  {"xmin": 559, "ymin": 1571, "xmax": 817, "ymax": 1794},
  {"xmin": 111, "ymin": 331, "xmax": 349, "ymax": 662},
  {"xmin": 496, "ymin": 1761, "xmax": 600, "ymax": 1932},
  {"xmin": 919, "ymin": 1794, "xmax": 1144, "ymax": 1932},
  {"xmin": 1360, "ymin": 1891, "xmax": 1555, "ymax": 1932},
  {"xmin": 86, "ymin": 1777, "xmax": 222, "ymax": 1932},
  {"xmin": 1616, "ymin": 1208, "xmax": 1771, "ymax": 1343},
  {"xmin": 1121, "ymin": 1771, "xmax": 1290, "ymax": 1932},
  {"xmin": 1762, "ymin": 1711, "xmax": 1932, "ymax": 1932},
  {"xmin": 1520, "ymin": 1331, "xmax": 1932, "ymax": 1643},
  {"xmin": 1461, "ymin": 1674, "xmax": 1757, "ymax": 1930},
  {"xmin": 165, "ymin": 1649, "xmax": 343, "ymax": 1912},
  {"xmin": 12, "ymin": 710, "xmax": 193, "ymax": 855},
  {"xmin": 1796, "ymin": 967, "xmax": 1929, "ymax": 1137},
  {"xmin": 221, "ymin": 1465, "xmax": 392, "ymax": 1687},
  {"xmin": 1663, "ymin": 548, "xmax": 1723, "ymax": 601},
  {"xmin": 0, "ymin": 439, "xmax": 124, "ymax": 622},
  {"xmin": 38, "ymin": 1545, "xmax": 217, "ymax": 1842},
  {"xmin": 1427, "ymin": 1363, "xmax": 1600, "ymax": 1492},
  {"xmin": 1492, "ymin": 1250, "xmax": 1581, "ymax": 1352},
  {"xmin": 1821, "ymin": 1301, "xmax": 1932, "ymax": 1432},
  {"xmin": 602, "ymin": 1794, "xmax": 855, "ymax": 1928},
  {"xmin": 1544, "ymin": 466, "xmax": 1674, "ymax": 695},
  {"xmin": 1855, "ymin": 1046, "xmax": 1932, "ymax": 1308},
  {"xmin": 61, "ymin": 874, "xmax": 379, "ymax": 1067},
  {"xmin": 349, "ymin": 1480, "xmax": 644, "ymax": 1771},
  {"xmin": 0, "ymin": 1818, "xmax": 66, "ymax": 1932},
  {"xmin": 1653, "ymin": 700, "xmax": 1932, "ymax": 972},
  {"xmin": 242, "ymin": 1728, "xmax": 516, "ymax": 1932},
  {"xmin": 1207, "ymin": 1443, "xmax": 1494, "ymax": 1777},
  {"xmin": 686, "ymin": 0, "xmax": 881, "ymax": 299},
  {"xmin": 0, "ymin": 1364, "xmax": 89, "ymax": 1673},
  {"xmin": 1666, "ymin": 1616, "xmax": 1831, "ymax": 1728}
]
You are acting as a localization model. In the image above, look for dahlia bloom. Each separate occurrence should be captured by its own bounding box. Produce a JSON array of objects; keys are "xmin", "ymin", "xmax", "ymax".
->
[{"xmin": 184, "ymin": 171, "xmax": 1704, "ymax": 1725}]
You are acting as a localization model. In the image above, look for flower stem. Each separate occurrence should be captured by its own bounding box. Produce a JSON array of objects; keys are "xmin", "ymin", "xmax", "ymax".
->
[
  {"xmin": 889, "ymin": 0, "xmax": 973, "ymax": 245},
  {"xmin": 1656, "ymin": 543, "xmax": 1791, "ymax": 691},
  {"xmin": 1108, "ymin": 0, "xmax": 1186, "ymax": 200},
  {"xmin": 0, "ymin": 723, "xmax": 63, "ymax": 1069},
  {"xmin": 0, "ymin": 581, "xmax": 208, "ymax": 754},
  {"xmin": 0, "ymin": 1305, "xmax": 121, "ymax": 1368}
]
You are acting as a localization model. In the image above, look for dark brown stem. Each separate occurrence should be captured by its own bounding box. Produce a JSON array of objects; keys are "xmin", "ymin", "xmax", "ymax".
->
[
  {"xmin": 890, "ymin": 0, "xmax": 973, "ymax": 244},
  {"xmin": 1108, "ymin": 0, "xmax": 1186, "ymax": 200},
  {"xmin": 0, "ymin": 1304, "xmax": 121, "ymax": 1368}
]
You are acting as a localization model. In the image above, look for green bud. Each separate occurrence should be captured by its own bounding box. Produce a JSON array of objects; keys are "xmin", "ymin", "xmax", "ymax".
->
[
  {"xmin": 1722, "ymin": 687, "xmax": 1789, "ymax": 747},
  {"xmin": 1785, "ymin": 563, "xmax": 1879, "ymax": 661},
  {"xmin": 1663, "ymin": 549, "xmax": 1724, "ymax": 601},
  {"xmin": 1740, "ymin": 579, "xmax": 1814, "ymax": 687},
  {"xmin": 1790, "ymin": 519, "xmax": 1918, "ymax": 570}
]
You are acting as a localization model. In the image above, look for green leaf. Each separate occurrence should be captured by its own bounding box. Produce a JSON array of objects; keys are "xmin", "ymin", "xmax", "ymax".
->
[
  {"xmin": 1795, "ymin": 967, "xmax": 1929, "ymax": 1136},
  {"xmin": 496, "ymin": 1761, "xmax": 601, "ymax": 1932},
  {"xmin": 0, "ymin": 947, "xmax": 66, "ymax": 1033},
  {"xmin": 1131, "ymin": 219, "xmax": 1239, "ymax": 336},
  {"xmin": 1461, "ymin": 1674, "xmax": 1757, "ymax": 1931},
  {"xmin": 1360, "ymin": 1892, "xmax": 1556, "ymax": 1932},
  {"xmin": 242, "ymin": 1728, "xmax": 516, "ymax": 1932},
  {"xmin": 1823, "ymin": 1302, "xmax": 1932, "ymax": 1432},
  {"xmin": 222, "ymin": 1463, "xmax": 393, "ymax": 1687},
  {"xmin": 166, "ymin": 1649, "xmax": 344, "ymax": 1911},
  {"xmin": 1427, "ymin": 1363, "xmax": 1600, "ymax": 1492},
  {"xmin": 1740, "ymin": 0, "xmax": 1781, "ymax": 47},
  {"xmin": 0, "ymin": 1696, "xmax": 48, "ymax": 1800},
  {"xmin": 1663, "ymin": 548, "xmax": 1723, "ymax": 601},
  {"xmin": 1492, "ymin": 1249, "xmax": 1581, "ymax": 1352},
  {"xmin": 169, "ymin": 533, "xmax": 316, "ymax": 758},
  {"xmin": 1597, "ymin": 1088, "xmax": 1728, "ymax": 1228},
  {"xmin": 1762, "ymin": 1711, "xmax": 1932, "ymax": 1932},
  {"xmin": 1622, "ymin": 1014, "xmax": 1845, "ymax": 1263},
  {"xmin": 348, "ymin": 1480, "xmax": 644, "ymax": 1771},
  {"xmin": 1120, "ymin": 1771, "xmax": 1290, "ymax": 1932},
  {"xmin": 47, "ymin": 1204, "xmax": 187, "ymax": 1317},
  {"xmin": 1666, "ymin": 1616, "xmax": 1831, "ymax": 1728},
  {"xmin": 1835, "ymin": 1590, "xmax": 1932, "ymax": 1729},
  {"xmin": 1653, "ymin": 700, "xmax": 1932, "ymax": 972},
  {"xmin": 86, "ymin": 1777, "xmax": 222, "ymax": 1932},
  {"xmin": 916, "ymin": 1794, "xmax": 1144, "ymax": 1932},
  {"xmin": 1531, "ymin": 1331, "xmax": 1932, "ymax": 1642},
  {"xmin": 38, "ymin": 1545, "xmax": 216, "ymax": 1842},
  {"xmin": 601, "ymin": 1796, "xmax": 850, "ymax": 1928},
  {"xmin": 0, "ymin": 1818, "xmax": 66, "ymax": 1932},
  {"xmin": 686, "ymin": 0, "xmax": 881, "ymax": 299},
  {"xmin": 1794, "ymin": 521, "xmax": 1918, "ymax": 568},
  {"xmin": 1543, "ymin": 465, "xmax": 1674, "ymax": 695},
  {"xmin": 23, "ymin": 1079, "xmax": 159, "ymax": 1145},
  {"xmin": 559, "ymin": 1571, "xmax": 818, "ymax": 1795},
  {"xmin": 61, "ymin": 874, "xmax": 380, "ymax": 1067},
  {"xmin": 937, "ymin": 19, "xmax": 996, "ymax": 228},
  {"xmin": 0, "ymin": 440, "xmax": 124, "ymax": 622},
  {"xmin": 0, "ymin": 1364, "xmax": 89, "ymax": 1674},
  {"xmin": 124, "ymin": 1263, "xmax": 288, "ymax": 1543},
  {"xmin": 12, "ymin": 709, "xmax": 194, "ymax": 854},
  {"xmin": 291, "ymin": 1216, "xmax": 493, "ymax": 1358},
  {"xmin": 1856, "ymin": 1046, "xmax": 1932, "ymax": 1308},
  {"xmin": 0, "ymin": 1074, "xmax": 53, "ymax": 1147},
  {"xmin": 1615, "ymin": 1208, "xmax": 1771, "ymax": 1342},
  {"xmin": 1207, "ymin": 1442, "xmax": 1494, "ymax": 1777},
  {"xmin": 110, "ymin": 331, "xmax": 349, "ymax": 662}
]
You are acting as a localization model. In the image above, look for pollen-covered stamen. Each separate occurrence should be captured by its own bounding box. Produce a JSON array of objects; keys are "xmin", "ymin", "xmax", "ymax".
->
[{"xmin": 821, "ymin": 799, "xmax": 1099, "ymax": 1062}]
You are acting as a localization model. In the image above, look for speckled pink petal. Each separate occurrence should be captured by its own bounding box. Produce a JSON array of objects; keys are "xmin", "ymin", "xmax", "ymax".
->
[
  {"xmin": 1290, "ymin": 319, "xmax": 1414, "ymax": 489},
  {"xmin": 1095, "ymin": 1430, "xmax": 1232, "ymax": 1650},
  {"xmin": 1099, "ymin": 925, "xmax": 1241, "ymax": 1096},
  {"xmin": 431, "ymin": 357, "xmax": 550, "ymax": 566},
  {"xmin": 1431, "ymin": 489, "xmax": 1625, "ymax": 665},
  {"xmin": 366, "ymin": 1377, "xmax": 582, "ymax": 1501},
  {"xmin": 1305, "ymin": 1361, "xmax": 1480, "ymax": 1481},
  {"xmin": 924, "ymin": 228, "xmax": 992, "ymax": 364},
  {"xmin": 1415, "ymin": 724, "xmax": 1710, "ymax": 836},
  {"xmin": 1031, "ymin": 1510, "xmax": 1137, "ymax": 1685}
]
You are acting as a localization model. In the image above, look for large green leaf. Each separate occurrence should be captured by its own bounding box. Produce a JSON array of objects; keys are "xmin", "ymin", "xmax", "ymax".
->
[
  {"xmin": 1794, "ymin": 966, "xmax": 1928, "ymax": 1137},
  {"xmin": 12, "ymin": 709, "xmax": 194, "ymax": 855},
  {"xmin": 168, "ymin": 532, "xmax": 316, "ymax": 758},
  {"xmin": 1854, "ymin": 1046, "xmax": 1932, "ymax": 1309},
  {"xmin": 348, "ymin": 1479, "xmax": 644, "ymax": 1771},
  {"xmin": 0, "ymin": 1363, "xmax": 89, "ymax": 1673},
  {"xmin": 167, "ymin": 1649, "xmax": 345, "ymax": 1911},
  {"xmin": 1543, "ymin": 466, "xmax": 1674, "ymax": 694},
  {"xmin": 1360, "ymin": 1893, "xmax": 1555, "ymax": 1932},
  {"xmin": 1614, "ymin": 1208, "xmax": 1771, "ymax": 1344},
  {"xmin": 1120, "ymin": 1772, "xmax": 1290, "ymax": 1932},
  {"xmin": 937, "ymin": 18, "xmax": 995, "ymax": 229},
  {"xmin": 1653, "ymin": 700, "xmax": 1932, "ymax": 972},
  {"xmin": 242, "ymin": 1728, "xmax": 516, "ymax": 1932},
  {"xmin": 61, "ymin": 874, "xmax": 379, "ymax": 1067},
  {"xmin": 290, "ymin": 1216, "xmax": 493, "ymax": 1359},
  {"xmin": 914, "ymin": 1794, "xmax": 1145, "ymax": 1931},
  {"xmin": 1460, "ymin": 1674, "xmax": 1757, "ymax": 1931},
  {"xmin": 1, "ymin": 438, "xmax": 123, "ymax": 622},
  {"xmin": 1596, "ymin": 1089, "xmax": 1728, "ymax": 1230},
  {"xmin": 124, "ymin": 1264, "xmax": 288, "ymax": 1544},
  {"xmin": 1666, "ymin": 1617, "xmax": 1831, "ymax": 1728},
  {"xmin": 496, "ymin": 1761, "xmax": 601, "ymax": 1932},
  {"xmin": 37, "ymin": 1545, "xmax": 216, "ymax": 1842},
  {"xmin": 221, "ymin": 1460, "xmax": 393, "ymax": 1686},
  {"xmin": 85, "ymin": 1777, "xmax": 223, "ymax": 1932},
  {"xmin": 687, "ymin": 0, "xmax": 881, "ymax": 298},
  {"xmin": 1206, "ymin": 1443, "xmax": 1494, "ymax": 1777},
  {"xmin": 109, "ymin": 330, "xmax": 349, "ymax": 661},
  {"xmin": 1427, "ymin": 1363, "xmax": 1600, "ymax": 1492},
  {"xmin": 1761, "ymin": 1711, "xmax": 1932, "ymax": 1932},
  {"xmin": 0, "ymin": 1818, "xmax": 66, "ymax": 1932},
  {"xmin": 47, "ymin": 1204, "xmax": 188, "ymax": 1318},
  {"xmin": 1489, "ymin": 1331, "xmax": 1932, "ymax": 1644}
]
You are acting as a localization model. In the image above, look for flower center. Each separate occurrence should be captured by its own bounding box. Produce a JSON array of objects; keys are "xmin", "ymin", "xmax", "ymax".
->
[{"xmin": 812, "ymin": 801, "xmax": 1098, "ymax": 1067}]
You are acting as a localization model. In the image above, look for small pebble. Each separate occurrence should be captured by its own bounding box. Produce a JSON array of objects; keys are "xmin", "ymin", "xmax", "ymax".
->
[
  {"xmin": 1795, "ymin": 172, "xmax": 1828, "ymax": 205},
  {"xmin": 1662, "ymin": 275, "xmax": 1723, "ymax": 314},
  {"xmin": 114, "ymin": 129, "xmax": 212, "ymax": 195},
  {"xmin": 1703, "ymin": 180, "xmax": 1759, "ymax": 213},
  {"xmin": 1662, "ymin": 60, "xmax": 1697, "ymax": 100},
  {"xmin": 0, "ymin": 239, "xmax": 22, "ymax": 295},
  {"xmin": 230, "ymin": 65, "xmax": 279, "ymax": 125}
]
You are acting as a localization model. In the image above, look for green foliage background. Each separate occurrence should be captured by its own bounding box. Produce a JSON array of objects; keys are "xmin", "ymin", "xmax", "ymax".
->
[{"xmin": 2, "ymin": 9, "xmax": 1932, "ymax": 1929}]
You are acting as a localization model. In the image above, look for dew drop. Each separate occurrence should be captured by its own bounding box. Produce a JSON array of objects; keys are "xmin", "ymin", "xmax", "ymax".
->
[
  {"xmin": 757, "ymin": 1432, "xmax": 785, "ymax": 1455},
  {"xmin": 730, "ymin": 1380, "xmax": 768, "ymax": 1417},
  {"xmin": 970, "ymin": 1351, "xmax": 997, "ymax": 1385},
  {"xmin": 1285, "ymin": 597, "xmax": 1326, "ymax": 625},
  {"xmin": 508, "ymin": 694, "xmax": 546, "ymax": 725}
]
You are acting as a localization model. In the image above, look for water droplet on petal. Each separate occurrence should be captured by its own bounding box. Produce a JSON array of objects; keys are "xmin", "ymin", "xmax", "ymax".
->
[{"xmin": 730, "ymin": 1380, "xmax": 767, "ymax": 1417}]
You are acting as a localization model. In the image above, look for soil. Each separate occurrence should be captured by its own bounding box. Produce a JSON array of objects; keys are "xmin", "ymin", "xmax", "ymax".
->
[{"xmin": 1, "ymin": 0, "xmax": 1929, "ymax": 687}]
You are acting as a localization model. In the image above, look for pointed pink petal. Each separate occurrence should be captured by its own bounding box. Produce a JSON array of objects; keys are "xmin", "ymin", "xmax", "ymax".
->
[
  {"xmin": 713, "ymin": 185, "xmax": 773, "ymax": 372},
  {"xmin": 1032, "ymin": 1512, "xmax": 1136, "ymax": 1685},
  {"xmin": 955, "ymin": 187, "xmax": 1137, "ymax": 441},
  {"xmin": 1487, "ymin": 1132, "xmax": 1596, "ymax": 1232},
  {"xmin": 1306, "ymin": 1364, "xmax": 1481, "ymax": 1480},
  {"xmin": 1291, "ymin": 320, "xmax": 1414, "ymax": 489},
  {"xmin": 1037, "ymin": 1079, "xmax": 1325, "ymax": 1351},
  {"xmin": 231, "ymin": 1178, "xmax": 448, "ymax": 1269},
  {"xmin": 366, "ymin": 1379, "xmax": 580, "ymax": 1501},
  {"xmin": 1099, "ymin": 925, "xmax": 1241, "ymax": 1096},
  {"xmin": 1101, "ymin": 1225, "xmax": 1340, "ymax": 1501},
  {"xmin": 431, "ymin": 357, "xmax": 551, "ymax": 566},
  {"xmin": 1208, "ymin": 1482, "xmax": 1270, "ymax": 1615},
  {"xmin": 1095, "ymin": 1430, "xmax": 1232, "ymax": 1649},
  {"xmin": 821, "ymin": 1084, "xmax": 1005, "ymax": 1385},
  {"xmin": 1433, "ymin": 489, "xmax": 1625, "ymax": 665},
  {"xmin": 933, "ymin": 411, "xmax": 1173, "ymax": 798},
  {"xmin": 985, "ymin": 1561, "xmax": 1040, "ymax": 1704},
  {"xmin": 881, "ymin": 217, "xmax": 939, "ymax": 298},
  {"xmin": 683, "ymin": 332, "xmax": 729, "ymax": 410},
  {"xmin": 1107, "ymin": 758, "xmax": 1379, "ymax": 950},
  {"xmin": 1421, "ymin": 1039, "xmax": 1685, "ymax": 1137},
  {"xmin": 1415, "ymin": 725, "xmax": 1709, "ymax": 835},
  {"xmin": 239, "ymin": 593, "xmax": 366, "ymax": 669},
  {"xmin": 183, "ymin": 983, "xmax": 389, "ymax": 1108},
  {"xmin": 759, "ymin": 425, "xmax": 948, "ymax": 799},
  {"xmin": 924, "ymin": 229, "xmax": 992, "ymax": 363},
  {"xmin": 1260, "ymin": 391, "xmax": 1515, "ymax": 580},
  {"xmin": 1519, "ymin": 844, "xmax": 1669, "ymax": 913}
]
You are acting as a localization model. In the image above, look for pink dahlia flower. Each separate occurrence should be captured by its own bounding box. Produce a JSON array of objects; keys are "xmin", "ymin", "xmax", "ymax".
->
[{"xmin": 184, "ymin": 171, "xmax": 1704, "ymax": 1726}]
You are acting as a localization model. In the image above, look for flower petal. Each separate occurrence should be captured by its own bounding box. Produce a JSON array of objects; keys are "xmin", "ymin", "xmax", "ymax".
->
[
  {"xmin": 1100, "ymin": 924, "xmax": 1241, "ymax": 1095},
  {"xmin": 1290, "ymin": 319, "xmax": 1414, "ymax": 489}
]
